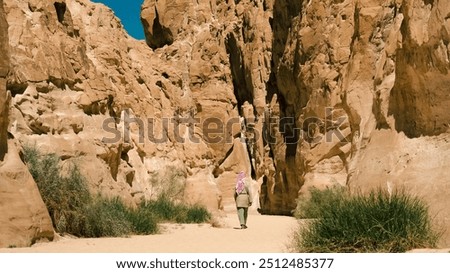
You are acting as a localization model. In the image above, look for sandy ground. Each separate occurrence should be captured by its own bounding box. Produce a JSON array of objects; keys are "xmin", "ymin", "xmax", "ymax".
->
[
  {"xmin": 2, "ymin": 212, "xmax": 448, "ymax": 253},
  {"xmin": 0, "ymin": 212, "xmax": 299, "ymax": 253}
]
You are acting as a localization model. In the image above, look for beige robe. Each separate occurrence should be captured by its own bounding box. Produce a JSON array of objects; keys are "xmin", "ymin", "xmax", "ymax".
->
[{"xmin": 234, "ymin": 179, "xmax": 253, "ymax": 208}]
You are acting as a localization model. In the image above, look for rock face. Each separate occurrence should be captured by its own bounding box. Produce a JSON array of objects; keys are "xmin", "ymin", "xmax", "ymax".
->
[
  {"xmin": 267, "ymin": 0, "xmax": 450, "ymax": 245},
  {"xmin": 0, "ymin": 0, "xmax": 54, "ymax": 248},
  {"xmin": 0, "ymin": 0, "xmax": 9, "ymax": 161},
  {"xmin": 141, "ymin": 0, "xmax": 275, "ymax": 211},
  {"xmin": 1, "ymin": 0, "xmax": 450, "ymax": 247},
  {"xmin": 4, "ymin": 0, "xmax": 187, "ymax": 206},
  {"xmin": 3, "ymin": 0, "xmax": 244, "ymax": 219},
  {"xmin": 141, "ymin": 0, "xmax": 450, "ymax": 245},
  {"xmin": 0, "ymin": 140, "xmax": 54, "ymax": 247}
]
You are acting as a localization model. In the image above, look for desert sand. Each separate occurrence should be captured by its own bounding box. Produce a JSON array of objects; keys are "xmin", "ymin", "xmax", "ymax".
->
[
  {"xmin": 0, "ymin": 212, "xmax": 299, "ymax": 253},
  {"xmin": 1, "ymin": 211, "xmax": 449, "ymax": 253}
]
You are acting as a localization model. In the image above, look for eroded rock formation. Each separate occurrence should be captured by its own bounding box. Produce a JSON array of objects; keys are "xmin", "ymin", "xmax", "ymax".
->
[
  {"xmin": 0, "ymin": 0, "xmax": 9, "ymax": 160},
  {"xmin": 141, "ymin": 0, "xmax": 450, "ymax": 244},
  {"xmin": 1, "ymin": 0, "xmax": 449, "ymax": 247},
  {"xmin": 0, "ymin": 0, "xmax": 54, "ymax": 248}
]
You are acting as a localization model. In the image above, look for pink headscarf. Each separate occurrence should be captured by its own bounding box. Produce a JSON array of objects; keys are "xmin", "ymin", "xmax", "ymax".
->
[{"xmin": 235, "ymin": 171, "xmax": 245, "ymax": 194}]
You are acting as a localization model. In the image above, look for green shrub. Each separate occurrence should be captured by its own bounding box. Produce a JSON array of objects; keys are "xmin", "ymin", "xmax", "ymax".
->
[
  {"xmin": 23, "ymin": 146, "xmax": 91, "ymax": 235},
  {"xmin": 295, "ymin": 185, "xmax": 348, "ymax": 219},
  {"xmin": 23, "ymin": 146, "xmax": 211, "ymax": 238},
  {"xmin": 140, "ymin": 197, "xmax": 211, "ymax": 224},
  {"xmin": 82, "ymin": 196, "xmax": 134, "ymax": 237},
  {"xmin": 128, "ymin": 206, "xmax": 159, "ymax": 235},
  {"xmin": 144, "ymin": 166, "xmax": 211, "ymax": 224},
  {"xmin": 292, "ymin": 187, "xmax": 440, "ymax": 253},
  {"xmin": 183, "ymin": 204, "xmax": 211, "ymax": 223},
  {"xmin": 23, "ymin": 146, "xmax": 159, "ymax": 237},
  {"xmin": 82, "ymin": 196, "xmax": 159, "ymax": 237},
  {"xmin": 143, "ymin": 195, "xmax": 178, "ymax": 220}
]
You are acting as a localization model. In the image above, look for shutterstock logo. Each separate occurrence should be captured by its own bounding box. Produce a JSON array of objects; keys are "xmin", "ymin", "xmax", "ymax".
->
[{"xmin": 101, "ymin": 108, "xmax": 349, "ymax": 145}]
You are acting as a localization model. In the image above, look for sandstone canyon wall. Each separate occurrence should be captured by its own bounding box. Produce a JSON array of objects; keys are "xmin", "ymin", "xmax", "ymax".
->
[
  {"xmin": 0, "ymin": 0, "xmax": 8, "ymax": 160},
  {"xmin": 0, "ymin": 0, "xmax": 54, "ymax": 248},
  {"xmin": 0, "ymin": 0, "xmax": 449, "ymax": 247},
  {"xmin": 269, "ymin": 0, "xmax": 450, "ymax": 245}
]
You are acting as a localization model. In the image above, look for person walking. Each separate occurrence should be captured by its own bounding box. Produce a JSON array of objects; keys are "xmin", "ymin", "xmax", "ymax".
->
[{"xmin": 234, "ymin": 171, "xmax": 253, "ymax": 229}]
